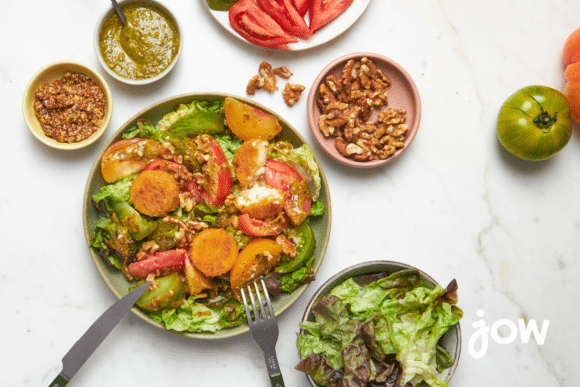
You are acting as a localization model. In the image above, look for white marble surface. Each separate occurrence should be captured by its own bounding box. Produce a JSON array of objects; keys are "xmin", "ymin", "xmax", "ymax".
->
[{"xmin": 1, "ymin": 0, "xmax": 579, "ymax": 386}]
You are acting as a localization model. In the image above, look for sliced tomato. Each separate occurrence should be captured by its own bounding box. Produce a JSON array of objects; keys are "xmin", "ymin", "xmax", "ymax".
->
[
  {"xmin": 256, "ymin": 0, "xmax": 311, "ymax": 38},
  {"xmin": 238, "ymin": 213, "xmax": 288, "ymax": 237},
  {"xmin": 263, "ymin": 158, "xmax": 312, "ymax": 226},
  {"xmin": 143, "ymin": 159, "xmax": 180, "ymax": 174},
  {"xmin": 264, "ymin": 158, "xmax": 303, "ymax": 192},
  {"xmin": 100, "ymin": 138, "xmax": 161, "ymax": 183},
  {"xmin": 229, "ymin": 0, "xmax": 299, "ymax": 48},
  {"xmin": 200, "ymin": 136, "xmax": 233, "ymax": 207},
  {"xmin": 126, "ymin": 249, "xmax": 186, "ymax": 280},
  {"xmin": 292, "ymin": 0, "xmax": 309, "ymax": 17},
  {"xmin": 309, "ymin": 0, "xmax": 353, "ymax": 33},
  {"xmin": 184, "ymin": 179, "xmax": 203, "ymax": 204}
]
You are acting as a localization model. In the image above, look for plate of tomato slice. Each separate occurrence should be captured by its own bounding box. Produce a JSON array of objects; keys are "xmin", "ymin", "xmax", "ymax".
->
[{"xmin": 203, "ymin": 0, "xmax": 371, "ymax": 50}]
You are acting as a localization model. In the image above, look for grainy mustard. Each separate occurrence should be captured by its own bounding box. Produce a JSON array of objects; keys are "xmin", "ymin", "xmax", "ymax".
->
[{"xmin": 33, "ymin": 72, "xmax": 106, "ymax": 143}]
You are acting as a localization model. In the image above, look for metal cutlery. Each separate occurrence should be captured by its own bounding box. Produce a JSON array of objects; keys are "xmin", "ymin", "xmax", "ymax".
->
[
  {"xmin": 240, "ymin": 278, "xmax": 285, "ymax": 387},
  {"xmin": 48, "ymin": 281, "xmax": 152, "ymax": 387}
]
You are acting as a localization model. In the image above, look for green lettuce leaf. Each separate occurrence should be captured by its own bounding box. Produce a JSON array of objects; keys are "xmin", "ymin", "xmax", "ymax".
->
[
  {"xmin": 92, "ymin": 175, "xmax": 135, "ymax": 205},
  {"xmin": 156, "ymin": 100, "xmax": 225, "ymax": 135}
]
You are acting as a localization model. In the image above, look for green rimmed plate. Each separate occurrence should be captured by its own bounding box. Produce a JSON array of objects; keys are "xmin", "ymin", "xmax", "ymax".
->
[{"xmin": 83, "ymin": 92, "xmax": 331, "ymax": 339}]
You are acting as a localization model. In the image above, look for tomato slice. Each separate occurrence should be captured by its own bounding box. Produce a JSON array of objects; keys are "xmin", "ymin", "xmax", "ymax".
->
[
  {"xmin": 143, "ymin": 159, "xmax": 180, "ymax": 174},
  {"xmin": 199, "ymin": 136, "xmax": 233, "ymax": 207},
  {"xmin": 292, "ymin": 0, "xmax": 309, "ymax": 17},
  {"xmin": 229, "ymin": 0, "xmax": 299, "ymax": 48},
  {"xmin": 309, "ymin": 0, "xmax": 353, "ymax": 33},
  {"xmin": 264, "ymin": 158, "xmax": 303, "ymax": 192},
  {"xmin": 126, "ymin": 249, "xmax": 186, "ymax": 280},
  {"xmin": 256, "ymin": 0, "xmax": 311, "ymax": 38},
  {"xmin": 264, "ymin": 158, "xmax": 312, "ymax": 226},
  {"xmin": 100, "ymin": 138, "xmax": 161, "ymax": 183},
  {"xmin": 238, "ymin": 213, "xmax": 288, "ymax": 236}
]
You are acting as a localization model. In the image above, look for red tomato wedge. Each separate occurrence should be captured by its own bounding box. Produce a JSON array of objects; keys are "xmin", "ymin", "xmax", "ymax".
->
[
  {"xmin": 256, "ymin": 0, "xmax": 311, "ymax": 38},
  {"xmin": 292, "ymin": 0, "xmax": 309, "ymax": 17},
  {"xmin": 238, "ymin": 213, "xmax": 288, "ymax": 236},
  {"xmin": 309, "ymin": 0, "xmax": 353, "ymax": 33},
  {"xmin": 264, "ymin": 158, "xmax": 303, "ymax": 191},
  {"xmin": 264, "ymin": 158, "xmax": 312, "ymax": 226},
  {"xmin": 143, "ymin": 159, "xmax": 180, "ymax": 173},
  {"xmin": 126, "ymin": 249, "xmax": 186, "ymax": 280},
  {"xmin": 200, "ymin": 136, "xmax": 233, "ymax": 207},
  {"xmin": 229, "ymin": 0, "xmax": 299, "ymax": 48}
]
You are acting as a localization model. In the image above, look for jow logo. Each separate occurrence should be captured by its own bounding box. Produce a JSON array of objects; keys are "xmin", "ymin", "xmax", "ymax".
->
[{"xmin": 468, "ymin": 309, "xmax": 550, "ymax": 358}]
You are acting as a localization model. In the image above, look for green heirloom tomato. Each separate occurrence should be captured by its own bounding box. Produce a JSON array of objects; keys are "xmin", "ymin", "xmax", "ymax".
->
[
  {"xmin": 497, "ymin": 85, "xmax": 572, "ymax": 161},
  {"xmin": 136, "ymin": 272, "xmax": 185, "ymax": 312},
  {"xmin": 276, "ymin": 222, "xmax": 316, "ymax": 274}
]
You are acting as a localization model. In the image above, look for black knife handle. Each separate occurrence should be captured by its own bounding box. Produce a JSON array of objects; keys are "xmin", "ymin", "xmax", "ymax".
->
[{"xmin": 49, "ymin": 373, "xmax": 69, "ymax": 387}]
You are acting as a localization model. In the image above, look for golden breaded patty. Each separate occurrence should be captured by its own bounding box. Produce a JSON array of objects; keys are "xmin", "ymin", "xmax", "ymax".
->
[
  {"xmin": 130, "ymin": 170, "xmax": 180, "ymax": 217},
  {"xmin": 189, "ymin": 229, "xmax": 238, "ymax": 277},
  {"xmin": 233, "ymin": 139, "xmax": 269, "ymax": 189}
]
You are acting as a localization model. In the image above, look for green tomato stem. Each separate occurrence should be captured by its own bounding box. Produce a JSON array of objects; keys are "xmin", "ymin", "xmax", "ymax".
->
[{"xmin": 532, "ymin": 109, "xmax": 558, "ymax": 132}]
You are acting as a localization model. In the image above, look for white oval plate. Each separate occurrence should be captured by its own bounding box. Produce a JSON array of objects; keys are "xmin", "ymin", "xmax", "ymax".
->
[{"xmin": 202, "ymin": 0, "xmax": 371, "ymax": 51}]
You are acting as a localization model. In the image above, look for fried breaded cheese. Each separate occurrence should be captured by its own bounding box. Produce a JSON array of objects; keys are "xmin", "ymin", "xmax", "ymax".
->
[{"xmin": 130, "ymin": 170, "xmax": 180, "ymax": 217}]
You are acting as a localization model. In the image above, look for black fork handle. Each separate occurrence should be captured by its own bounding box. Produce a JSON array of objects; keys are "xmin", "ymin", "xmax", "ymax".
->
[{"xmin": 262, "ymin": 347, "xmax": 285, "ymax": 387}]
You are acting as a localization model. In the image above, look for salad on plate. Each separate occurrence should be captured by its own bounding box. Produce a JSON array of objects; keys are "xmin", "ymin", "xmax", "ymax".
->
[{"xmin": 89, "ymin": 96, "xmax": 325, "ymax": 333}]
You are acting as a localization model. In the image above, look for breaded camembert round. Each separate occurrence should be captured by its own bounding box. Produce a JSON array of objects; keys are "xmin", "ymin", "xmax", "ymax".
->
[
  {"xmin": 235, "ymin": 185, "xmax": 285, "ymax": 219},
  {"xmin": 130, "ymin": 170, "xmax": 180, "ymax": 217},
  {"xmin": 233, "ymin": 139, "xmax": 269, "ymax": 189},
  {"xmin": 189, "ymin": 229, "xmax": 238, "ymax": 277}
]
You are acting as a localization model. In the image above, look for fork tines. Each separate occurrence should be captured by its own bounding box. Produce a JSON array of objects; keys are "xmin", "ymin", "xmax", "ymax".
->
[{"xmin": 241, "ymin": 278, "xmax": 275, "ymax": 322}]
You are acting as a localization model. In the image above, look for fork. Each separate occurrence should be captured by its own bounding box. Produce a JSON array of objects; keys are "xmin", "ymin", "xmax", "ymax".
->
[{"xmin": 240, "ymin": 278, "xmax": 285, "ymax": 387}]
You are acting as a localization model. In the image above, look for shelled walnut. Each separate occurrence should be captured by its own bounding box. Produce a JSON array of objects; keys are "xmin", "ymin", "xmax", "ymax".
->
[
  {"xmin": 246, "ymin": 61, "xmax": 305, "ymax": 107},
  {"xmin": 316, "ymin": 57, "xmax": 408, "ymax": 162}
]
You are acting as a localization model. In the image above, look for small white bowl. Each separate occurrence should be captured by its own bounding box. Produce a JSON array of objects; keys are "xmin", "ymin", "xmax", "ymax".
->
[{"xmin": 94, "ymin": 0, "xmax": 183, "ymax": 85}]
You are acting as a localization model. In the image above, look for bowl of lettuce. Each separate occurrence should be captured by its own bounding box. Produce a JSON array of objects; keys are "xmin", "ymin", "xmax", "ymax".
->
[
  {"xmin": 296, "ymin": 261, "xmax": 462, "ymax": 387},
  {"xmin": 83, "ymin": 92, "xmax": 331, "ymax": 339}
]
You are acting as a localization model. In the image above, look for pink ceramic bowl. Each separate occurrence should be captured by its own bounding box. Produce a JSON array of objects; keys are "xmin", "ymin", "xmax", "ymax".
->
[{"xmin": 307, "ymin": 52, "xmax": 421, "ymax": 168}]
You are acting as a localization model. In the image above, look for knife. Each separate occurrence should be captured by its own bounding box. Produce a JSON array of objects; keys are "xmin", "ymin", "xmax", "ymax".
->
[{"xmin": 48, "ymin": 281, "xmax": 152, "ymax": 387}]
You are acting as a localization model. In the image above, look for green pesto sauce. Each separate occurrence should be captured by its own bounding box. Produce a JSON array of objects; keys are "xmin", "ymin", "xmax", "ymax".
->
[{"xmin": 99, "ymin": 1, "xmax": 179, "ymax": 80}]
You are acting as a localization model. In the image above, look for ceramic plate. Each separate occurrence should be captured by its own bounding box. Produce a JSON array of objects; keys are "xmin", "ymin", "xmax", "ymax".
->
[
  {"xmin": 83, "ymin": 93, "xmax": 331, "ymax": 339},
  {"xmin": 202, "ymin": 0, "xmax": 371, "ymax": 51},
  {"xmin": 307, "ymin": 52, "xmax": 421, "ymax": 168},
  {"xmin": 300, "ymin": 261, "xmax": 461, "ymax": 386}
]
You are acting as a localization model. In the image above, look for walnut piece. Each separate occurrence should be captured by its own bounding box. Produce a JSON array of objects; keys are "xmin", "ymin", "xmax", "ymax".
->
[
  {"xmin": 316, "ymin": 57, "xmax": 408, "ymax": 162},
  {"xmin": 246, "ymin": 62, "xmax": 306, "ymax": 108},
  {"xmin": 282, "ymin": 83, "xmax": 306, "ymax": 107}
]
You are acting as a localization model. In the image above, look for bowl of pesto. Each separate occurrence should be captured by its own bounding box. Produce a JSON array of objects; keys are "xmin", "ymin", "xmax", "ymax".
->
[{"xmin": 94, "ymin": 0, "xmax": 183, "ymax": 85}]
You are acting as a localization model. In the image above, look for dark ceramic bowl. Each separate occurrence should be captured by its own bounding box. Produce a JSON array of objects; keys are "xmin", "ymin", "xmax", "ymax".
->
[
  {"xmin": 300, "ymin": 261, "xmax": 461, "ymax": 386},
  {"xmin": 83, "ymin": 92, "xmax": 332, "ymax": 339}
]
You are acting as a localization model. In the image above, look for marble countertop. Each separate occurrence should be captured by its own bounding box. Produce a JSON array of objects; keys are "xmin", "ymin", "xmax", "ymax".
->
[{"xmin": 1, "ymin": 0, "xmax": 579, "ymax": 386}]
